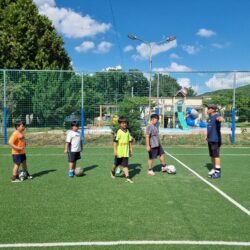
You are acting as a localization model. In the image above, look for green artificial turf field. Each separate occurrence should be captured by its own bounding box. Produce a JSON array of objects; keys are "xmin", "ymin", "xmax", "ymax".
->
[{"xmin": 0, "ymin": 146, "xmax": 249, "ymax": 250}]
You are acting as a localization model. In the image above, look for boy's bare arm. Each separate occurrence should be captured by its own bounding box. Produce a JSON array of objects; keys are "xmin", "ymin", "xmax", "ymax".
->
[
  {"xmin": 129, "ymin": 141, "xmax": 133, "ymax": 157},
  {"xmin": 9, "ymin": 142, "xmax": 23, "ymax": 151},
  {"xmin": 217, "ymin": 116, "xmax": 225, "ymax": 123},
  {"xmin": 113, "ymin": 142, "xmax": 117, "ymax": 156},
  {"xmin": 145, "ymin": 134, "xmax": 151, "ymax": 151},
  {"xmin": 64, "ymin": 142, "xmax": 69, "ymax": 153}
]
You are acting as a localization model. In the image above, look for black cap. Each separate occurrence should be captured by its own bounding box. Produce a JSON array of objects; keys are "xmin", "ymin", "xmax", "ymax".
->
[{"xmin": 207, "ymin": 104, "xmax": 218, "ymax": 110}]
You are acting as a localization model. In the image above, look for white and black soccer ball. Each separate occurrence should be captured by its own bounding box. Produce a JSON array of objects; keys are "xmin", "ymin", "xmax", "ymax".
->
[
  {"xmin": 19, "ymin": 171, "xmax": 28, "ymax": 181},
  {"xmin": 166, "ymin": 165, "xmax": 176, "ymax": 174},
  {"xmin": 75, "ymin": 167, "xmax": 84, "ymax": 177}
]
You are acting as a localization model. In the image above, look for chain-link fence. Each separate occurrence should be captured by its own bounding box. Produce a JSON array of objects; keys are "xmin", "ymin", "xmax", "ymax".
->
[{"xmin": 0, "ymin": 69, "xmax": 249, "ymax": 146}]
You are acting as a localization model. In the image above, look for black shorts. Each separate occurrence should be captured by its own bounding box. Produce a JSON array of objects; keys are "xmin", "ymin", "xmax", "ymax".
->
[
  {"xmin": 208, "ymin": 142, "xmax": 221, "ymax": 158},
  {"xmin": 68, "ymin": 152, "xmax": 81, "ymax": 162},
  {"xmin": 114, "ymin": 157, "xmax": 128, "ymax": 167},
  {"xmin": 12, "ymin": 154, "xmax": 26, "ymax": 165},
  {"xmin": 148, "ymin": 145, "xmax": 165, "ymax": 160}
]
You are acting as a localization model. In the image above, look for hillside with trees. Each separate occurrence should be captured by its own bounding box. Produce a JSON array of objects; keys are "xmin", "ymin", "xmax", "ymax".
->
[{"xmin": 202, "ymin": 84, "xmax": 250, "ymax": 122}]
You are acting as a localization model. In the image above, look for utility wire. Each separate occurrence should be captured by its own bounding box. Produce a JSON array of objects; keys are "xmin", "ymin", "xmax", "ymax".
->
[{"xmin": 108, "ymin": 0, "xmax": 124, "ymax": 69}]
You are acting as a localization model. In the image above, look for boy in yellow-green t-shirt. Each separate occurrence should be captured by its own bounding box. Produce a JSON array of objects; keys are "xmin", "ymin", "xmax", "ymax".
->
[{"xmin": 110, "ymin": 117, "xmax": 133, "ymax": 183}]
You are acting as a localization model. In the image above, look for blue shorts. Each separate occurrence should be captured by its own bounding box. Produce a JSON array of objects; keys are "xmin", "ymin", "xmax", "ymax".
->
[
  {"xmin": 67, "ymin": 152, "xmax": 81, "ymax": 162},
  {"xmin": 148, "ymin": 145, "xmax": 165, "ymax": 160},
  {"xmin": 12, "ymin": 154, "xmax": 26, "ymax": 165}
]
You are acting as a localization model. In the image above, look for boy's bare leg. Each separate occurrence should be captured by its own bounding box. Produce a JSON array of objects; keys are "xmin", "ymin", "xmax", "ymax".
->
[
  {"xmin": 148, "ymin": 159, "xmax": 153, "ymax": 170},
  {"xmin": 69, "ymin": 162, "xmax": 75, "ymax": 171},
  {"xmin": 123, "ymin": 166, "xmax": 133, "ymax": 183},
  {"xmin": 12, "ymin": 164, "xmax": 19, "ymax": 177},
  {"xmin": 22, "ymin": 160, "xmax": 28, "ymax": 171},
  {"xmin": 159, "ymin": 154, "xmax": 166, "ymax": 165}
]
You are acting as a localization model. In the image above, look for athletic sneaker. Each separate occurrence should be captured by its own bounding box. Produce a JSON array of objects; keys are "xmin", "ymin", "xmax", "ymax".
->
[
  {"xmin": 125, "ymin": 178, "xmax": 133, "ymax": 184},
  {"xmin": 208, "ymin": 168, "xmax": 215, "ymax": 176},
  {"xmin": 208, "ymin": 171, "xmax": 221, "ymax": 179},
  {"xmin": 148, "ymin": 170, "xmax": 155, "ymax": 176},
  {"xmin": 11, "ymin": 177, "xmax": 21, "ymax": 183},
  {"xmin": 161, "ymin": 166, "xmax": 167, "ymax": 172},
  {"xmin": 68, "ymin": 170, "xmax": 74, "ymax": 177},
  {"xmin": 110, "ymin": 171, "xmax": 115, "ymax": 179},
  {"xmin": 26, "ymin": 172, "xmax": 33, "ymax": 179}
]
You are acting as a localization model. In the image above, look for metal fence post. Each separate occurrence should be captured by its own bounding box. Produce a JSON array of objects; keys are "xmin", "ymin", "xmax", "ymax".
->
[
  {"xmin": 81, "ymin": 73, "xmax": 85, "ymax": 145},
  {"xmin": 231, "ymin": 72, "xmax": 236, "ymax": 144},
  {"xmin": 156, "ymin": 73, "xmax": 160, "ymax": 128},
  {"xmin": 3, "ymin": 70, "xmax": 7, "ymax": 145}
]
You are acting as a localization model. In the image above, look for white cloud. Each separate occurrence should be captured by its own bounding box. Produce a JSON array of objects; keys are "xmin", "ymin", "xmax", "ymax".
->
[
  {"xmin": 75, "ymin": 41, "xmax": 95, "ymax": 53},
  {"xmin": 205, "ymin": 72, "xmax": 250, "ymax": 90},
  {"xmin": 182, "ymin": 45, "xmax": 199, "ymax": 55},
  {"xmin": 33, "ymin": 0, "xmax": 111, "ymax": 38},
  {"xmin": 123, "ymin": 45, "xmax": 134, "ymax": 53},
  {"xmin": 153, "ymin": 62, "xmax": 192, "ymax": 72},
  {"xmin": 103, "ymin": 65, "xmax": 122, "ymax": 71},
  {"xmin": 197, "ymin": 28, "xmax": 216, "ymax": 37},
  {"xmin": 169, "ymin": 53, "xmax": 180, "ymax": 59},
  {"xmin": 95, "ymin": 41, "xmax": 113, "ymax": 54},
  {"xmin": 177, "ymin": 78, "xmax": 191, "ymax": 88},
  {"xmin": 211, "ymin": 42, "xmax": 230, "ymax": 49},
  {"xmin": 134, "ymin": 39, "xmax": 177, "ymax": 60}
]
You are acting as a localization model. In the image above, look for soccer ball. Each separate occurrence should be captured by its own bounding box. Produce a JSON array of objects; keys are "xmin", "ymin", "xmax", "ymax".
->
[
  {"xmin": 166, "ymin": 165, "xmax": 176, "ymax": 174},
  {"xmin": 19, "ymin": 171, "xmax": 27, "ymax": 181},
  {"xmin": 75, "ymin": 167, "xmax": 84, "ymax": 177}
]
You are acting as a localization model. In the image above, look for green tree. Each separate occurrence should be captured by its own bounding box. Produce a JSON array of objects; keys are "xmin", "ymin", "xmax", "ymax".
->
[
  {"xmin": 111, "ymin": 96, "xmax": 149, "ymax": 142},
  {"xmin": 0, "ymin": 0, "xmax": 71, "ymax": 69}
]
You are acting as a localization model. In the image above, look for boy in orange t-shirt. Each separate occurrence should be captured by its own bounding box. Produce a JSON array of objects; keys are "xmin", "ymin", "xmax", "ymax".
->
[{"xmin": 8, "ymin": 121, "xmax": 32, "ymax": 182}]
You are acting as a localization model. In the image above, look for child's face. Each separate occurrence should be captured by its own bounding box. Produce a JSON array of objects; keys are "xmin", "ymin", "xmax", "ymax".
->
[
  {"xmin": 72, "ymin": 125, "xmax": 79, "ymax": 131},
  {"xmin": 17, "ymin": 124, "xmax": 25, "ymax": 132},
  {"xmin": 120, "ymin": 121, "xmax": 127, "ymax": 129},
  {"xmin": 151, "ymin": 118, "xmax": 158, "ymax": 125}
]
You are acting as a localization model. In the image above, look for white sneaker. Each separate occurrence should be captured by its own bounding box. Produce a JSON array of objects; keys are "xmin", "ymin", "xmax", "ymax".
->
[
  {"xmin": 148, "ymin": 170, "xmax": 155, "ymax": 176},
  {"xmin": 125, "ymin": 178, "xmax": 133, "ymax": 184},
  {"xmin": 208, "ymin": 168, "xmax": 215, "ymax": 176},
  {"xmin": 161, "ymin": 166, "xmax": 167, "ymax": 172}
]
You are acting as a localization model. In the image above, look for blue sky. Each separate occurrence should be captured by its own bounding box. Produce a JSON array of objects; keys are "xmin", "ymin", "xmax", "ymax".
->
[{"xmin": 33, "ymin": 0, "xmax": 250, "ymax": 93}]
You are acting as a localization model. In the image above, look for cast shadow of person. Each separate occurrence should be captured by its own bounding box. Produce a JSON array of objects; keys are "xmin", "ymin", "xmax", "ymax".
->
[
  {"xmin": 204, "ymin": 163, "xmax": 213, "ymax": 171},
  {"xmin": 32, "ymin": 169, "xmax": 57, "ymax": 179},
  {"xmin": 128, "ymin": 163, "xmax": 142, "ymax": 178},
  {"xmin": 83, "ymin": 165, "xmax": 99, "ymax": 173},
  {"xmin": 153, "ymin": 164, "xmax": 163, "ymax": 173}
]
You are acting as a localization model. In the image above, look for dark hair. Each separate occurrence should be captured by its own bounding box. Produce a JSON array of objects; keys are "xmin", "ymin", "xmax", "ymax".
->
[
  {"xmin": 150, "ymin": 114, "xmax": 159, "ymax": 120},
  {"xmin": 15, "ymin": 120, "xmax": 26, "ymax": 129},
  {"xmin": 118, "ymin": 116, "xmax": 128, "ymax": 124},
  {"xmin": 71, "ymin": 121, "xmax": 80, "ymax": 127}
]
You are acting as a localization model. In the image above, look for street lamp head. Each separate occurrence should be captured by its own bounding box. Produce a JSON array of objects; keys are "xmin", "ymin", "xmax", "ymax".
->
[
  {"xmin": 128, "ymin": 34, "xmax": 137, "ymax": 40},
  {"xmin": 166, "ymin": 36, "xmax": 176, "ymax": 42}
]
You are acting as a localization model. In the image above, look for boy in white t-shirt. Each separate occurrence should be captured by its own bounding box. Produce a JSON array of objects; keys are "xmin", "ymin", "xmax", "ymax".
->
[{"xmin": 64, "ymin": 121, "xmax": 82, "ymax": 177}]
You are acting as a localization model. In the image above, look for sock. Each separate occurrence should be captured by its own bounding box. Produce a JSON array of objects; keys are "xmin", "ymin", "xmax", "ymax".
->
[
  {"xmin": 162, "ymin": 164, "xmax": 166, "ymax": 168},
  {"xmin": 215, "ymin": 165, "xmax": 221, "ymax": 172}
]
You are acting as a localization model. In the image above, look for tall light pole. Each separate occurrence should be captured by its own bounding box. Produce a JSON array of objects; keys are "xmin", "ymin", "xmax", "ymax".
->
[{"xmin": 128, "ymin": 34, "xmax": 176, "ymax": 118}]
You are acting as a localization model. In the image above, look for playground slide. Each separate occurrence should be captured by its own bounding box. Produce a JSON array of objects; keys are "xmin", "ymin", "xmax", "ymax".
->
[{"xmin": 177, "ymin": 112, "xmax": 189, "ymax": 130}]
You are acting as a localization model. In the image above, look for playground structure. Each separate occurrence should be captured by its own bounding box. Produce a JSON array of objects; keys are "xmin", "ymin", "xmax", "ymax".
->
[{"xmin": 152, "ymin": 88, "xmax": 207, "ymax": 129}]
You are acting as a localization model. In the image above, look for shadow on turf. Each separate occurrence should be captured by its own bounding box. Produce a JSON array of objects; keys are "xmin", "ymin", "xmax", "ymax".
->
[
  {"xmin": 83, "ymin": 165, "xmax": 98, "ymax": 172},
  {"xmin": 32, "ymin": 169, "xmax": 57, "ymax": 178},
  {"xmin": 129, "ymin": 163, "xmax": 142, "ymax": 178},
  {"xmin": 204, "ymin": 163, "xmax": 213, "ymax": 171},
  {"xmin": 153, "ymin": 164, "xmax": 163, "ymax": 172}
]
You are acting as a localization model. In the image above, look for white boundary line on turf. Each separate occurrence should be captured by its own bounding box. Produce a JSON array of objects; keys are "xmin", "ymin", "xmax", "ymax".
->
[
  {"xmin": 166, "ymin": 151, "xmax": 250, "ymax": 217},
  {"xmin": 0, "ymin": 240, "xmax": 250, "ymax": 248}
]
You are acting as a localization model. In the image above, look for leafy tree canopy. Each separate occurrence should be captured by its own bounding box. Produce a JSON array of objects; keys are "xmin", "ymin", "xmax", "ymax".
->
[{"xmin": 0, "ymin": 0, "xmax": 72, "ymax": 70}]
